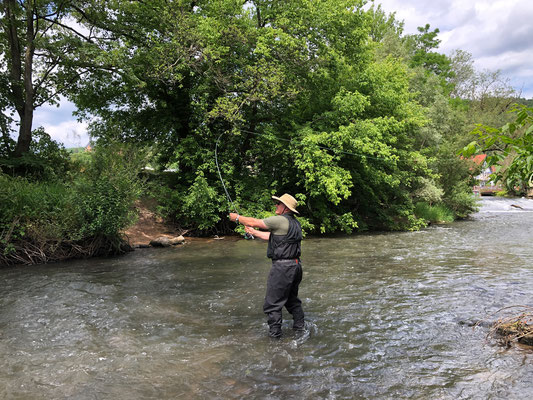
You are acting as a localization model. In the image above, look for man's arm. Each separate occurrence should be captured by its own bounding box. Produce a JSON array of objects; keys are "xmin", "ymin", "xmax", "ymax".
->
[
  {"xmin": 245, "ymin": 226, "xmax": 270, "ymax": 241},
  {"xmin": 229, "ymin": 213, "xmax": 268, "ymax": 230}
]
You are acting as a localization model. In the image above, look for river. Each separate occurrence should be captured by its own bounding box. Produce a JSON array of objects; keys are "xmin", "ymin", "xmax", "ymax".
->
[{"xmin": 1, "ymin": 197, "xmax": 532, "ymax": 399}]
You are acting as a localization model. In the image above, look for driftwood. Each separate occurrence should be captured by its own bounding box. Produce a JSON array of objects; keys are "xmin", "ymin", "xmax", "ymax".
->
[{"xmin": 475, "ymin": 306, "xmax": 533, "ymax": 348}]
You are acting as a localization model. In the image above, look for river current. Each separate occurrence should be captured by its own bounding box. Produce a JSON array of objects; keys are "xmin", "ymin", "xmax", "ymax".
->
[{"xmin": 1, "ymin": 197, "xmax": 533, "ymax": 399}]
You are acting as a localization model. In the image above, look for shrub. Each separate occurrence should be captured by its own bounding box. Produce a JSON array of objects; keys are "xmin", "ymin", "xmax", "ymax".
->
[
  {"xmin": 71, "ymin": 142, "xmax": 146, "ymax": 240},
  {"xmin": 0, "ymin": 142, "xmax": 147, "ymax": 265},
  {"xmin": 0, "ymin": 127, "xmax": 70, "ymax": 180},
  {"xmin": 414, "ymin": 201, "xmax": 454, "ymax": 224}
]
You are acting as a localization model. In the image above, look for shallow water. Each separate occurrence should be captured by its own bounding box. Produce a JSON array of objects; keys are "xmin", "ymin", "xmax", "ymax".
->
[{"xmin": 1, "ymin": 197, "xmax": 533, "ymax": 399}]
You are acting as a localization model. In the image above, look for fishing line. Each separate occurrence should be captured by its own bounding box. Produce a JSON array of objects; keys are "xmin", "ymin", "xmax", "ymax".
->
[
  {"xmin": 215, "ymin": 131, "xmax": 254, "ymax": 239},
  {"xmin": 215, "ymin": 131, "xmax": 239, "ymax": 215}
]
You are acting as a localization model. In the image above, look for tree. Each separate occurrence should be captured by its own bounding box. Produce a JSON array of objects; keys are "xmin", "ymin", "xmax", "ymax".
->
[
  {"xmin": 463, "ymin": 105, "xmax": 533, "ymax": 196},
  {"xmin": 406, "ymin": 24, "xmax": 452, "ymax": 79},
  {"xmin": 66, "ymin": 0, "xmax": 485, "ymax": 233},
  {"xmin": 0, "ymin": 0, "xmax": 97, "ymax": 157},
  {"xmin": 366, "ymin": 3, "xmax": 404, "ymax": 43}
]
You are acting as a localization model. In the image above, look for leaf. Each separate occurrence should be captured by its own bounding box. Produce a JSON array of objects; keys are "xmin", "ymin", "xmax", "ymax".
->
[{"xmin": 461, "ymin": 141, "xmax": 478, "ymax": 157}]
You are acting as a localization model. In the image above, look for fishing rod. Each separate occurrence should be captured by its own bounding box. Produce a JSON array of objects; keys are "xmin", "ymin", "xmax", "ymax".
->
[{"xmin": 215, "ymin": 132, "xmax": 254, "ymax": 239}]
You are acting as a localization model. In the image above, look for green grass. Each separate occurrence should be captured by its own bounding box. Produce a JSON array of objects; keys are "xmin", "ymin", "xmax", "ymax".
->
[{"xmin": 414, "ymin": 202, "xmax": 455, "ymax": 224}]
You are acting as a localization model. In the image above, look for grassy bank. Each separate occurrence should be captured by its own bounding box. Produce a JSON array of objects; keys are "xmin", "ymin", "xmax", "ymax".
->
[
  {"xmin": 414, "ymin": 202, "xmax": 455, "ymax": 224},
  {"xmin": 0, "ymin": 143, "xmax": 145, "ymax": 266}
]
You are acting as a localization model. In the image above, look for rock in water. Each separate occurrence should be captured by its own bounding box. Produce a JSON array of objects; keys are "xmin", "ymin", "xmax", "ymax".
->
[{"xmin": 150, "ymin": 236, "xmax": 185, "ymax": 247}]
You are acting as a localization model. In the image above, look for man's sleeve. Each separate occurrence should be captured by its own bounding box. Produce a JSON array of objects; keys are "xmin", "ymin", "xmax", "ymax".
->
[{"xmin": 263, "ymin": 216, "xmax": 283, "ymax": 231}]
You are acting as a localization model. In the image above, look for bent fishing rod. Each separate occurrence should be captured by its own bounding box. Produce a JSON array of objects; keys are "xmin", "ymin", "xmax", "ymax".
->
[{"xmin": 215, "ymin": 132, "xmax": 254, "ymax": 239}]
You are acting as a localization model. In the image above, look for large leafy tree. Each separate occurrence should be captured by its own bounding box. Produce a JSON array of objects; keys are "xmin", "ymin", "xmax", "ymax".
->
[
  {"xmin": 0, "ymin": 0, "xmax": 101, "ymax": 157},
  {"xmin": 367, "ymin": 12, "xmax": 484, "ymax": 218},
  {"xmin": 68, "ymin": 0, "xmax": 462, "ymax": 232},
  {"xmin": 406, "ymin": 24, "xmax": 452, "ymax": 80}
]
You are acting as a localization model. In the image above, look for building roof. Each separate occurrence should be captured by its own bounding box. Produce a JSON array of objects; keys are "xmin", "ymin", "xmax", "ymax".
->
[{"xmin": 471, "ymin": 154, "xmax": 487, "ymax": 165}]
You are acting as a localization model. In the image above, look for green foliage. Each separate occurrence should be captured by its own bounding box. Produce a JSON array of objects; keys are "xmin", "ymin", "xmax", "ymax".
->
[
  {"xmin": 367, "ymin": 4, "xmax": 404, "ymax": 43},
  {"xmin": 24, "ymin": 0, "xmax": 514, "ymax": 237},
  {"xmin": 0, "ymin": 143, "xmax": 146, "ymax": 263},
  {"xmin": 406, "ymin": 24, "xmax": 453, "ymax": 78},
  {"xmin": 69, "ymin": 150, "xmax": 93, "ymax": 170},
  {"xmin": 433, "ymin": 152, "xmax": 479, "ymax": 218},
  {"xmin": 0, "ymin": 127, "xmax": 71, "ymax": 180},
  {"xmin": 64, "ymin": 2, "xmax": 428, "ymax": 233},
  {"xmin": 72, "ymin": 143, "xmax": 147, "ymax": 239},
  {"xmin": 414, "ymin": 202, "xmax": 454, "ymax": 224},
  {"xmin": 174, "ymin": 171, "xmax": 224, "ymax": 231},
  {"xmin": 0, "ymin": 174, "xmax": 70, "ymax": 253},
  {"xmin": 462, "ymin": 105, "xmax": 533, "ymax": 195}
]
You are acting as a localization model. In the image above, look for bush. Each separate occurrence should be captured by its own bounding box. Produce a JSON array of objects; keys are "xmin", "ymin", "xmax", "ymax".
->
[
  {"xmin": 71, "ymin": 142, "xmax": 146, "ymax": 240},
  {"xmin": 0, "ymin": 127, "xmax": 71, "ymax": 180},
  {"xmin": 442, "ymin": 187, "xmax": 480, "ymax": 219},
  {"xmin": 0, "ymin": 174, "xmax": 76, "ymax": 262},
  {"xmin": 414, "ymin": 201, "xmax": 454, "ymax": 224},
  {"xmin": 0, "ymin": 142, "xmax": 147, "ymax": 265}
]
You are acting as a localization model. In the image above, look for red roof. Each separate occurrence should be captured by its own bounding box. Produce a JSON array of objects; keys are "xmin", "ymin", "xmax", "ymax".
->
[{"xmin": 471, "ymin": 154, "xmax": 487, "ymax": 165}]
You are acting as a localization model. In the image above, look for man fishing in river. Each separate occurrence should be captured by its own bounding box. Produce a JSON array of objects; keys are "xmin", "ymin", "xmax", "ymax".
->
[{"xmin": 229, "ymin": 194, "xmax": 305, "ymax": 338}]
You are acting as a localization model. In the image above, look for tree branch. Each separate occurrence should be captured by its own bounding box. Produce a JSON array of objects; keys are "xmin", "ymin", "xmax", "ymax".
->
[
  {"xmin": 40, "ymin": 16, "xmax": 94, "ymax": 42},
  {"xmin": 71, "ymin": 4, "xmax": 136, "ymax": 42},
  {"xmin": 34, "ymin": 69, "xmax": 90, "ymax": 108},
  {"xmin": 33, "ymin": 58, "xmax": 60, "ymax": 94}
]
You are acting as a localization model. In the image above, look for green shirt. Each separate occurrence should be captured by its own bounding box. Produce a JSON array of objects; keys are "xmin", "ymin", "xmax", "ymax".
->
[{"xmin": 263, "ymin": 215, "xmax": 289, "ymax": 235}]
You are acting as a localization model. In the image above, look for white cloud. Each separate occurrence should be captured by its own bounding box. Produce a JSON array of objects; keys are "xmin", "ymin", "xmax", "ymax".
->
[
  {"xmin": 375, "ymin": 0, "xmax": 533, "ymax": 98},
  {"xmin": 40, "ymin": 120, "xmax": 90, "ymax": 149},
  {"xmin": 32, "ymin": 96, "xmax": 90, "ymax": 148}
]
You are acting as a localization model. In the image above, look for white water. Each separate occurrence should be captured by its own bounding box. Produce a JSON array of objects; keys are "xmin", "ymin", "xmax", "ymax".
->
[{"xmin": 476, "ymin": 196, "xmax": 533, "ymax": 213}]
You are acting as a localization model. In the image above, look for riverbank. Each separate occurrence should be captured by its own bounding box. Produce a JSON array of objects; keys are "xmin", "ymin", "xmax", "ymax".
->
[
  {"xmin": 123, "ymin": 201, "xmax": 180, "ymax": 247},
  {"xmin": 124, "ymin": 196, "xmax": 533, "ymax": 248},
  {"xmin": 123, "ymin": 201, "xmax": 239, "ymax": 248}
]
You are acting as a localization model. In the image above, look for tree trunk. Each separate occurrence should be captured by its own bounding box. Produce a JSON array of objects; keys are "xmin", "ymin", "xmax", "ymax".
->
[{"xmin": 4, "ymin": 0, "xmax": 35, "ymax": 157}]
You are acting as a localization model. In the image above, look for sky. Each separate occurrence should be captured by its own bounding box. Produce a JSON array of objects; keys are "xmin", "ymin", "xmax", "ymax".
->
[
  {"xmin": 29, "ymin": 0, "xmax": 533, "ymax": 148},
  {"xmin": 376, "ymin": 0, "xmax": 533, "ymax": 97},
  {"xmin": 32, "ymin": 98, "xmax": 89, "ymax": 148}
]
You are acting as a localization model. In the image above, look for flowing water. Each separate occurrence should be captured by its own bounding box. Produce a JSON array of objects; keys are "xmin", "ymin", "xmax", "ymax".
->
[{"xmin": 1, "ymin": 197, "xmax": 533, "ymax": 399}]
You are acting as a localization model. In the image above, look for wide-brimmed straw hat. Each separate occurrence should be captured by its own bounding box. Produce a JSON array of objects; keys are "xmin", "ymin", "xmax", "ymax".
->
[{"xmin": 272, "ymin": 193, "xmax": 299, "ymax": 214}]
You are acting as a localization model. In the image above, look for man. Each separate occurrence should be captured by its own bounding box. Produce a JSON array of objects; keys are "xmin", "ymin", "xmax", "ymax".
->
[{"xmin": 229, "ymin": 194, "xmax": 305, "ymax": 338}]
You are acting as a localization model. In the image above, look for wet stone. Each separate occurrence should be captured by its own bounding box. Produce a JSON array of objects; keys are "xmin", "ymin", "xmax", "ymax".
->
[{"xmin": 149, "ymin": 236, "xmax": 185, "ymax": 247}]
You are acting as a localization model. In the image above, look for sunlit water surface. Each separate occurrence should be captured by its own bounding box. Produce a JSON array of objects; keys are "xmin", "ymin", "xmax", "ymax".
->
[{"xmin": 1, "ymin": 198, "xmax": 533, "ymax": 399}]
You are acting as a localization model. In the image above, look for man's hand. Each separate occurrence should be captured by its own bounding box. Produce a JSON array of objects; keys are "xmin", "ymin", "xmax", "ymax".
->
[
  {"xmin": 246, "ymin": 225, "xmax": 270, "ymax": 241},
  {"xmin": 229, "ymin": 213, "xmax": 268, "ymax": 230}
]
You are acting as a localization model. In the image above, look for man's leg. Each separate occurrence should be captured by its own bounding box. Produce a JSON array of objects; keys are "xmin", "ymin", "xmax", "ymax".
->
[
  {"xmin": 285, "ymin": 262, "xmax": 305, "ymax": 331},
  {"xmin": 263, "ymin": 261, "xmax": 295, "ymax": 338}
]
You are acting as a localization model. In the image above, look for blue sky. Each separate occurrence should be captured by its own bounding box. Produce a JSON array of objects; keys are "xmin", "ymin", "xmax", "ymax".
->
[{"xmin": 30, "ymin": 0, "xmax": 533, "ymax": 148}]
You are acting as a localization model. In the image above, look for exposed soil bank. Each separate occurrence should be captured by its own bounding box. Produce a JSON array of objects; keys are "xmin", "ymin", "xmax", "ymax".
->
[{"xmin": 123, "ymin": 201, "xmax": 239, "ymax": 248}]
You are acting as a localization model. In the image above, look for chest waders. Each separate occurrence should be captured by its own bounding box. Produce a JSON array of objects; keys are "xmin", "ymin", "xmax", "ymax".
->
[{"xmin": 263, "ymin": 214, "xmax": 305, "ymax": 338}]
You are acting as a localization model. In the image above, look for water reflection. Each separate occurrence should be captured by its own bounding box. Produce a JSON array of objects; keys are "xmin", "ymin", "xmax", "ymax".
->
[{"xmin": 1, "ymin": 198, "xmax": 533, "ymax": 399}]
